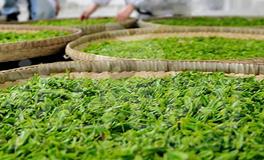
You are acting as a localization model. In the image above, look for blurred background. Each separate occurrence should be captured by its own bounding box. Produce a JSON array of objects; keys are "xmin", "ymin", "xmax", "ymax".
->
[{"xmin": 1, "ymin": 0, "xmax": 264, "ymax": 21}]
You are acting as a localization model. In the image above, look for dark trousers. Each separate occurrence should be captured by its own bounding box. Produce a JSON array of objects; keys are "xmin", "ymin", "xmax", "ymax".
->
[
  {"xmin": 6, "ymin": 12, "xmax": 19, "ymax": 21},
  {"xmin": 27, "ymin": 0, "xmax": 32, "ymax": 20}
]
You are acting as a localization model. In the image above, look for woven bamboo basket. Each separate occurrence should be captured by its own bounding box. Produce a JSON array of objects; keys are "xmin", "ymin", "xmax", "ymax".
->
[
  {"xmin": 0, "ymin": 61, "xmax": 263, "ymax": 88},
  {"xmin": 66, "ymin": 27, "xmax": 264, "ymax": 73},
  {"xmin": 0, "ymin": 19, "xmax": 6, "ymax": 24},
  {"xmin": 138, "ymin": 16, "xmax": 264, "ymax": 28},
  {"xmin": 19, "ymin": 17, "xmax": 137, "ymax": 35},
  {"xmin": 0, "ymin": 25, "xmax": 82, "ymax": 62}
]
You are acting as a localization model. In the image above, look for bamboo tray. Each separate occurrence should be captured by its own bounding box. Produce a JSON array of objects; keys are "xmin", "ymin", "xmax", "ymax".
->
[
  {"xmin": 65, "ymin": 27, "xmax": 264, "ymax": 74},
  {"xmin": 138, "ymin": 16, "xmax": 264, "ymax": 28},
  {"xmin": 0, "ymin": 60, "xmax": 263, "ymax": 88},
  {"xmin": 0, "ymin": 25, "xmax": 82, "ymax": 62},
  {"xmin": 19, "ymin": 17, "xmax": 137, "ymax": 35}
]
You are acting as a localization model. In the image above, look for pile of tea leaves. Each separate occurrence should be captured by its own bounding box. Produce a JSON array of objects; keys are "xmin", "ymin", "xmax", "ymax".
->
[
  {"xmin": 0, "ymin": 30, "xmax": 69, "ymax": 43},
  {"xmin": 32, "ymin": 18, "xmax": 115, "ymax": 27},
  {"xmin": 150, "ymin": 17, "xmax": 264, "ymax": 27},
  {"xmin": 83, "ymin": 36, "xmax": 264, "ymax": 60},
  {"xmin": 0, "ymin": 72, "xmax": 264, "ymax": 159}
]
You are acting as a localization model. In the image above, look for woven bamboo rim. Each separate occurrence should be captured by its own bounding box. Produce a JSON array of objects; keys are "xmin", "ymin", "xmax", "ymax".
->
[
  {"xmin": 138, "ymin": 16, "xmax": 264, "ymax": 28},
  {"xmin": 0, "ymin": 19, "xmax": 6, "ymax": 24},
  {"xmin": 66, "ymin": 26, "xmax": 264, "ymax": 72},
  {"xmin": 0, "ymin": 61, "xmax": 263, "ymax": 88},
  {"xmin": 0, "ymin": 25, "xmax": 82, "ymax": 62},
  {"xmin": 81, "ymin": 18, "xmax": 137, "ymax": 35},
  {"xmin": 18, "ymin": 17, "xmax": 137, "ymax": 35}
]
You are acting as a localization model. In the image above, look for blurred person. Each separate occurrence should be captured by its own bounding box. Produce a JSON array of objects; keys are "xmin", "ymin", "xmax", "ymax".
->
[
  {"xmin": 27, "ymin": 0, "xmax": 60, "ymax": 20},
  {"xmin": 1, "ymin": 0, "xmax": 20, "ymax": 21},
  {"xmin": 81, "ymin": 0, "xmax": 191, "ymax": 22}
]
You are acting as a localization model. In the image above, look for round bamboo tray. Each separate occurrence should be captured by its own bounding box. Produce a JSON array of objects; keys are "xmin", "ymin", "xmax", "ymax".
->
[
  {"xmin": 0, "ymin": 61, "xmax": 263, "ymax": 88},
  {"xmin": 0, "ymin": 25, "xmax": 82, "ymax": 62},
  {"xmin": 0, "ymin": 61, "xmax": 263, "ymax": 160},
  {"xmin": 18, "ymin": 17, "xmax": 137, "ymax": 35},
  {"xmin": 66, "ymin": 27, "xmax": 264, "ymax": 74},
  {"xmin": 138, "ymin": 16, "xmax": 264, "ymax": 28}
]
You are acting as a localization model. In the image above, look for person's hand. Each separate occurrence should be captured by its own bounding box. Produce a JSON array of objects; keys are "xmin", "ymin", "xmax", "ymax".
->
[
  {"xmin": 116, "ymin": 4, "xmax": 134, "ymax": 22},
  {"xmin": 80, "ymin": 3, "xmax": 99, "ymax": 20},
  {"xmin": 80, "ymin": 11, "xmax": 90, "ymax": 20}
]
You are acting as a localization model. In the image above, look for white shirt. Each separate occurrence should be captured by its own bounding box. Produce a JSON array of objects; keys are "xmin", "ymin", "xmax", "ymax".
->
[
  {"xmin": 93, "ymin": 0, "xmax": 143, "ymax": 6},
  {"xmin": 48, "ymin": 0, "xmax": 57, "ymax": 9},
  {"xmin": 92, "ymin": 0, "xmax": 191, "ymax": 16},
  {"xmin": 138, "ymin": 0, "xmax": 191, "ymax": 16}
]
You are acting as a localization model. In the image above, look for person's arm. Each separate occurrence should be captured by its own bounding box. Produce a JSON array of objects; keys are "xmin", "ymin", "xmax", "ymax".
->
[
  {"xmin": 116, "ymin": 0, "xmax": 144, "ymax": 22},
  {"xmin": 81, "ymin": 0, "xmax": 110, "ymax": 20},
  {"xmin": 81, "ymin": 3, "xmax": 99, "ymax": 20},
  {"xmin": 54, "ymin": 0, "xmax": 60, "ymax": 16},
  {"xmin": 116, "ymin": 4, "xmax": 135, "ymax": 22}
]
